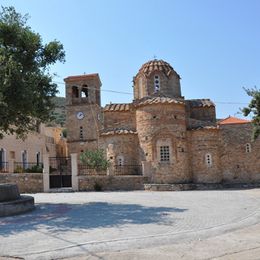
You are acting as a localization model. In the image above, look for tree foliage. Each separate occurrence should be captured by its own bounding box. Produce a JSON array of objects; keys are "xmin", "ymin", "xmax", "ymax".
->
[
  {"xmin": 0, "ymin": 6, "xmax": 65, "ymax": 138},
  {"xmin": 79, "ymin": 149, "xmax": 110, "ymax": 171},
  {"xmin": 242, "ymin": 87, "xmax": 260, "ymax": 140}
]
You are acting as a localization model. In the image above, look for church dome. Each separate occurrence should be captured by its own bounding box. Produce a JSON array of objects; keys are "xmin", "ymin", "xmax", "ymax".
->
[{"xmin": 137, "ymin": 59, "xmax": 180, "ymax": 78}]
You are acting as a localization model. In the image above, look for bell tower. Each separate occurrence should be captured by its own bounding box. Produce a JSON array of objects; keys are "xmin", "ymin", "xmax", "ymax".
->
[{"xmin": 64, "ymin": 74, "xmax": 102, "ymax": 155}]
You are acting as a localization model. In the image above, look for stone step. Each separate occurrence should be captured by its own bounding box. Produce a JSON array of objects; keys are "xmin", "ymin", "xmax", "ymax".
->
[
  {"xmin": 49, "ymin": 187, "xmax": 74, "ymax": 193},
  {"xmin": 144, "ymin": 183, "xmax": 260, "ymax": 191}
]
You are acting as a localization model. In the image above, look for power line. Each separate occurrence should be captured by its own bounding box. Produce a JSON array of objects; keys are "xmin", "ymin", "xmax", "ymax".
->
[
  {"xmin": 53, "ymin": 81, "xmax": 249, "ymax": 105},
  {"xmin": 53, "ymin": 81, "xmax": 132, "ymax": 95}
]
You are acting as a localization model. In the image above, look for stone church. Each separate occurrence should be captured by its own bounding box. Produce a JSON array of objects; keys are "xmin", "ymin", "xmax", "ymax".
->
[{"xmin": 65, "ymin": 59, "xmax": 260, "ymax": 184}]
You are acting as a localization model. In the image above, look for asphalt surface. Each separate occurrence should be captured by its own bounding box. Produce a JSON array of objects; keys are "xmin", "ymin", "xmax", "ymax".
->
[{"xmin": 0, "ymin": 189, "xmax": 260, "ymax": 260}]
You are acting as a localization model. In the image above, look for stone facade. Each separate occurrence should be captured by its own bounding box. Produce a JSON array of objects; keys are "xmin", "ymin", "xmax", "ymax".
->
[
  {"xmin": 0, "ymin": 124, "xmax": 67, "ymax": 172},
  {"xmin": 65, "ymin": 59, "xmax": 260, "ymax": 184}
]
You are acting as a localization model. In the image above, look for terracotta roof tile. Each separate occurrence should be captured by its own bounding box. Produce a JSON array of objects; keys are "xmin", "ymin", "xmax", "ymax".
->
[
  {"xmin": 137, "ymin": 59, "xmax": 180, "ymax": 78},
  {"xmin": 103, "ymin": 103, "xmax": 132, "ymax": 112},
  {"xmin": 135, "ymin": 96, "xmax": 185, "ymax": 107},
  {"xmin": 186, "ymin": 99, "xmax": 215, "ymax": 108},
  {"xmin": 101, "ymin": 128, "xmax": 137, "ymax": 136},
  {"xmin": 64, "ymin": 73, "xmax": 100, "ymax": 82},
  {"xmin": 190, "ymin": 126, "xmax": 219, "ymax": 131},
  {"xmin": 218, "ymin": 116, "xmax": 251, "ymax": 125}
]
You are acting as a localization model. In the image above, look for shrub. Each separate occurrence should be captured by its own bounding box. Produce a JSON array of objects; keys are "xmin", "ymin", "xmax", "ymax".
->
[
  {"xmin": 26, "ymin": 165, "xmax": 43, "ymax": 173},
  {"xmin": 80, "ymin": 149, "xmax": 110, "ymax": 171}
]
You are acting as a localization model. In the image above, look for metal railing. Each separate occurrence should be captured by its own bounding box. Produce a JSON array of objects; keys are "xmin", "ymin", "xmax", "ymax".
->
[
  {"xmin": 78, "ymin": 164, "xmax": 107, "ymax": 175},
  {"xmin": 49, "ymin": 157, "xmax": 71, "ymax": 175},
  {"xmin": 14, "ymin": 162, "xmax": 43, "ymax": 173},
  {"xmin": 113, "ymin": 164, "xmax": 142, "ymax": 176},
  {"xmin": 0, "ymin": 162, "xmax": 9, "ymax": 173}
]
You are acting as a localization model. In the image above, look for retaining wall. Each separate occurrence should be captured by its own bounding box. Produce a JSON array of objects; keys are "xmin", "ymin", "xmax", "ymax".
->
[
  {"xmin": 0, "ymin": 173, "xmax": 43, "ymax": 193},
  {"xmin": 78, "ymin": 175, "xmax": 148, "ymax": 191}
]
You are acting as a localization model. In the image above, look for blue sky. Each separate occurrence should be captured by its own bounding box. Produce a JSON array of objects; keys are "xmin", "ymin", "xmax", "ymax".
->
[{"xmin": 2, "ymin": 0, "xmax": 260, "ymax": 119}]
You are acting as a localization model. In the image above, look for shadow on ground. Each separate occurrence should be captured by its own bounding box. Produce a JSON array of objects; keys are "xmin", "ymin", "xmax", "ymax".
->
[{"xmin": 0, "ymin": 202, "xmax": 187, "ymax": 236}]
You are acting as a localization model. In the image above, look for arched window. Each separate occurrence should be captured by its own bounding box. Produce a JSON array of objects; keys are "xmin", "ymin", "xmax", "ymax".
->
[
  {"xmin": 0, "ymin": 148, "xmax": 6, "ymax": 171},
  {"xmin": 205, "ymin": 153, "xmax": 212, "ymax": 167},
  {"xmin": 245, "ymin": 143, "xmax": 251, "ymax": 153},
  {"xmin": 154, "ymin": 75, "xmax": 160, "ymax": 92},
  {"xmin": 22, "ymin": 150, "xmax": 28, "ymax": 169},
  {"xmin": 72, "ymin": 86, "xmax": 79, "ymax": 98},
  {"xmin": 117, "ymin": 156, "xmax": 124, "ymax": 166},
  {"xmin": 81, "ymin": 85, "xmax": 89, "ymax": 98}
]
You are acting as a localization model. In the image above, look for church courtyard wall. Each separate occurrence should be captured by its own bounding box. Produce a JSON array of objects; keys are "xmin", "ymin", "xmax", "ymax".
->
[{"xmin": 0, "ymin": 173, "xmax": 43, "ymax": 193}]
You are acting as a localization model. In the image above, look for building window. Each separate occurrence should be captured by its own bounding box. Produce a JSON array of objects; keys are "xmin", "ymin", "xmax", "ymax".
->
[
  {"xmin": 154, "ymin": 75, "xmax": 160, "ymax": 92},
  {"xmin": 139, "ymin": 77, "xmax": 144, "ymax": 98},
  {"xmin": 22, "ymin": 150, "xmax": 28, "ymax": 169},
  {"xmin": 0, "ymin": 148, "xmax": 6, "ymax": 171},
  {"xmin": 9, "ymin": 151, "xmax": 15, "ymax": 160},
  {"xmin": 245, "ymin": 143, "xmax": 251, "ymax": 153},
  {"xmin": 205, "ymin": 153, "xmax": 212, "ymax": 167},
  {"xmin": 81, "ymin": 85, "xmax": 89, "ymax": 98},
  {"xmin": 36, "ymin": 152, "xmax": 41, "ymax": 166},
  {"xmin": 117, "ymin": 156, "xmax": 124, "ymax": 166},
  {"xmin": 79, "ymin": 126, "xmax": 83, "ymax": 139},
  {"xmin": 160, "ymin": 146, "xmax": 170, "ymax": 162},
  {"xmin": 72, "ymin": 86, "xmax": 79, "ymax": 98}
]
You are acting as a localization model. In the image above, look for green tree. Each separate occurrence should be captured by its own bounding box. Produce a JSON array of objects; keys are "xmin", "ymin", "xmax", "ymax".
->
[
  {"xmin": 242, "ymin": 87, "xmax": 260, "ymax": 140},
  {"xmin": 0, "ymin": 6, "xmax": 65, "ymax": 138},
  {"xmin": 80, "ymin": 149, "xmax": 110, "ymax": 171}
]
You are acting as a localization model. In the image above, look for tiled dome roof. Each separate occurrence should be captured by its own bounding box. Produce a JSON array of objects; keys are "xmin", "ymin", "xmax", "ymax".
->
[{"xmin": 138, "ymin": 59, "xmax": 180, "ymax": 78}]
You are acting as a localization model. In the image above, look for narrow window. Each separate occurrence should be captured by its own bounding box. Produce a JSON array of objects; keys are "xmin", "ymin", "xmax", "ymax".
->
[
  {"xmin": 154, "ymin": 75, "xmax": 160, "ymax": 92},
  {"xmin": 22, "ymin": 150, "xmax": 28, "ymax": 169},
  {"xmin": 139, "ymin": 77, "xmax": 143, "ymax": 98},
  {"xmin": 205, "ymin": 153, "xmax": 212, "ymax": 167},
  {"xmin": 246, "ymin": 143, "xmax": 251, "ymax": 153},
  {"xmin": 117, "ymin": 156, "xmax": 124, "ymax": 166},
  {"xmin": 0, "ymin": 148, "xmax": 6, "ymax": 171},
  {"xmin": 36, "ymin": 152, "xmax": 40, "ymax": 166},
  {"xmin": 79, "ymin": 126, "xmax": 83, "ymax": 139},
  {"xmin": 160, "ymin": 146, "xmax": 170, "ymax": 162}
]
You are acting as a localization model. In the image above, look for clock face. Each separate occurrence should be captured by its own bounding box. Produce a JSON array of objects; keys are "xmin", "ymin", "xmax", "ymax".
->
[{"xmin": 76, "ymin": 111, "xmax": 84, "ymax": 120}]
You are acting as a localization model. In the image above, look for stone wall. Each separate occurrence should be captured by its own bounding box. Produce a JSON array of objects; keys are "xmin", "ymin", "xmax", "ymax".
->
[
  {"xmin": 188, "ymin": 106, "xmax": 216, "ymax": 123},
  {"xmin": 219, "ymin": 124, "xmax": 260, "ymax": 183},
  {"xmin": 104, "ymin": 110, "xmax": 136, "ymax": 130},
  {"xmin": 66, "ymin": 103, "xmax": 101, "ymax": 154},
  {"xmin": 136, "ymin": 102, "xmax": 190, "ymax": 183},
  {"xmin": 0, "ymin": 173, "xmax": 43, "ymax": 193},
  {"xmin": 78, "ymin": 175, "xmax": 148, "ymax": 191},
  {"xmin": 189, "ymin": 128, "xmax": 222, "ymax": 183},
  {"xmin": 100, "ymin": 134, "xmax": 140, "ymax": 165}
]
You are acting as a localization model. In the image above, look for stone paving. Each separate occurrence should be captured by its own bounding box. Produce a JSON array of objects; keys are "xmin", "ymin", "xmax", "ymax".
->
[{"xmin": 0, "ymin": 190, "xmax": 260, "ymax": 259}]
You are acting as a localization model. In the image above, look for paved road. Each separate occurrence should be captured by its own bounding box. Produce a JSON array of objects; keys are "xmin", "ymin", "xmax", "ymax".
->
[{"xmin": 0, "ymin": 189, "xmax": 260, "ymax": 260}]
